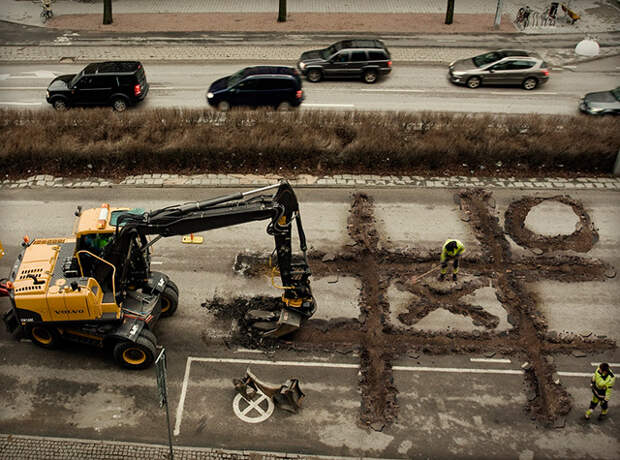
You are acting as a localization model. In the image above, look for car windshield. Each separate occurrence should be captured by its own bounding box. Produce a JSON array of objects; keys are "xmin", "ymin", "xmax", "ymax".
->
[
  {"xmin": 69, "ymin": 71, "xmax": 83, "ymax": 88},
  {"xmin": 320, "ymin": 45, "xmax": 337, "ymax": 60},
  {"xmin": 612, "ymin": 87, "xmax": 620, "ymax": 101},
  {"xmin": 227, "ymin": 68, "xmax": 248, "ymax": 87},
  {"xmin": 472, "ymin": 51, "xmax": 504, "ymax": 67}
]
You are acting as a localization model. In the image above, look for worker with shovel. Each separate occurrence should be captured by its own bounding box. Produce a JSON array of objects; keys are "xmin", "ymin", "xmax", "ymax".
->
[
  {"xmin": 438, "ymin": 239, "xmax": 465, "ymax": 282},
  {"xmin": 585, "ymin": 362, "xmax": 615, "ymax": 420}
]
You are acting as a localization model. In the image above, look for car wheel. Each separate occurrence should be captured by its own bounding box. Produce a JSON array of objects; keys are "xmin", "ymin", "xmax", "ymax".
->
[
  {"xmin": 522, "ymin": 77, "xmax": 538, "ymax": 90},
  {"xmin": 30, "ymin": 325, "xmax": 61, "ymax": 349},
  {"xmin": 277, "ymin": 101, "xmax": 292, "ymax": 111},
  {"xmin": 307, "ymin": 69, "xmax": 323, "ymax": 83},
  {"xmin": 52, "ymin": 99, "xmax": 67, "ymax": 111},
  {"xmin": 218, "ymin": 100, "xmax": 231, "ymax": 112},
  {"xmin": 113, "ymin": 337, "xmax": 156, "ymax": 370},
  {"xmin": 466, "ymin": 77, "xmax": 481, "ymax": 89},
  {"xmin": 363, "ymin": 70, "xmax": 378, "ymax": 84},
  {"xmin": 112, "ymin": 98, "xmax": 128, "ymax": 112},
  {"xmin": 159, "ymin": 284, "xmax": 179, "ymax": 318}
]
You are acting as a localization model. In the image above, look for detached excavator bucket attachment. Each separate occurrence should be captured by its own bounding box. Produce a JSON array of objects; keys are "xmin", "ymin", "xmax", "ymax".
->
[{"xmin": 273, "ymin": 379, "xmax": 305, "ymax": 413}]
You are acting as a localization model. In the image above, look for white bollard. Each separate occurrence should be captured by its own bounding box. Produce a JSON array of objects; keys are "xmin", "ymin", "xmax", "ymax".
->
[{"xmin": 575, "ymin": 38, "xmax": 600, "ymax": 56}]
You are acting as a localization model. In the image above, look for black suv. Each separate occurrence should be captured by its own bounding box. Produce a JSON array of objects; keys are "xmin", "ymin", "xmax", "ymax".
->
[
  {"xmin": 206, "ymin": 66, "xmax": 304, "ymax": 111},
  {"xmin": 46, "ymin": 61, "xmax": 149, "ymax": 112},
  {"xmin": 297, "ymin": 39, "xmax": 392, "ymax": 84}
]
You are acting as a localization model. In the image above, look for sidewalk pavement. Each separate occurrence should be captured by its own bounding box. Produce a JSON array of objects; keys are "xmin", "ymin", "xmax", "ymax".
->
[
  {"xmin": 0, "ymin": 0, "xmax": 619, "ymax": 65},
  {"xmin": 2, "ymin": 0, "xmax": 620, "ymax": 34}
]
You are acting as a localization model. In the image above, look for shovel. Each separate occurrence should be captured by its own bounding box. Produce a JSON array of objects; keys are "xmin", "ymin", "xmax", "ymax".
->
[{"xmin": 410, "ymin": 265, "xmax": 441, "ymax": 284}]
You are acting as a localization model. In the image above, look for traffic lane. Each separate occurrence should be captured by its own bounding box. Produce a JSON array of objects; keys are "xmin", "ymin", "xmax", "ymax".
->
[
  {"xmin": 392, "ymin": 358, "xmax": 620, "ymax": 459},
  {"xmin": 2, "ymin": 334, "xmax": 617, "ymax": 460},
  {"xmin": 1, "ymin": 62, "xmax": 618, "ymax": 113}
]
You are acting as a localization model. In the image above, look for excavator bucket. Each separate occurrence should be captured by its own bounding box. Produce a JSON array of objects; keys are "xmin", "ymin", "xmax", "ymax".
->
[
  {"xmin": 247, "ymin": 309, "xmax": 303, "ymax": 338},
  {"xmin": 233, "ymin": 368, "xmax": 305, "ymax": 413}
]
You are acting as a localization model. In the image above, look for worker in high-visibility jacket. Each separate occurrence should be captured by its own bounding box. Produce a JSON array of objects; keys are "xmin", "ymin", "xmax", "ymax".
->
[
  {"xmin": 438, "ymin": 239, "xmax": 465, "ymax": 282},
  {"xmin": 585, "ymin": 363, "xmax": 615, "ymax": 420}
]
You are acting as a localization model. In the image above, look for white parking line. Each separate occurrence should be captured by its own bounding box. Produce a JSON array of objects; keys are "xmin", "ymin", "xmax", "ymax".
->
[
  {"xmin": 173, "ymin": 356, "xmax": 595, "ymax": 436},
  {"xmin": 590, "ymin": 362, "xmax": 620, "ymax": 367},
  {"xmin": 470, "ymin": 358, "xmax": 512, "ymax": 364}
]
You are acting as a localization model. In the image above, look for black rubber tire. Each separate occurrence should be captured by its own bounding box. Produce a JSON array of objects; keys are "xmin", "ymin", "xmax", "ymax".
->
[
  {"xmin": 113, "ymin": 337, "xmax": 156, "ymax": 370},
  {"xmin": 363, "ymin": 70, "xmax": 378, "ymax": 84},
  {"xmin": 466, "ymin": 76, "xmax": 482, "ymax": 89},
  {"xmin": 159, "ymin": 284, "xmax": 179, "ymax": 318},
  {"xmin": 29, "ymin": 325, "xmax": 61, "ymax": 349},
  {"xmin": 112, "ymin": 98, "xmax": 128, "ymax": 112},
  {"xmin": 522, "ymin": 77, "xmax": 538, "ymax": 90},
  {"xmin": 277, "ymin": 101, "xmax": 292, "ymax": 111},
  {"xmin": 167, "ymin": 279, "xmax": 179, "ymax": 296},
  {"xmin": 52, "ymin": 99, "xmax": 67, "ymax": 111},
  {"xmin": 218, "ymin": 100, "xmax": 231, "ymax": 112},
  {"xmin": 139, "ymin": 328, "xmax": 158, "ymax": 347},
  {"xmin": 307, "ymin": 69, "xmax": 323, "ymax": 83}
]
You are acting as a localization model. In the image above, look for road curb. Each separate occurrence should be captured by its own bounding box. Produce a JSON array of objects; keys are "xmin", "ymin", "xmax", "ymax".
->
[{"xmin": 2, "ymin": 175, "xmax": 619, "ymax": 191}]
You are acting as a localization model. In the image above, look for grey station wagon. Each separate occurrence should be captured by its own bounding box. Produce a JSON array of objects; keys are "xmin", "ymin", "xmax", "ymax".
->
[
  {"xmin": 448, "ymin": 50, "xmax": 550, "ymax": 90},
  {"xmin": 297, "ymin": 39, "xmax": 392, "ymax": 84}
]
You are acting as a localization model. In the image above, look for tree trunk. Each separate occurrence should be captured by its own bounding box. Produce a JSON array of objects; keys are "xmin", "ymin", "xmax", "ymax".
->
[
  {"xmin": 103, "ymin": 0, "xmax": 113, "ymax": 25},
  {"xmin": 278, "ymin": 0, "xmax": 287, "ymax": 22}
]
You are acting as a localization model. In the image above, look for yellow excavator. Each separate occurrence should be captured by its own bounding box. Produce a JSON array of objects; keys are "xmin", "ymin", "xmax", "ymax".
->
[{"xmin": 2, "ymin": 181, "xmax": 316, "ymax": 369}]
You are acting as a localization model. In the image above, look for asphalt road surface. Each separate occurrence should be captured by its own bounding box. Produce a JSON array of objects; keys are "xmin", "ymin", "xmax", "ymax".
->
[
  {"xmin": 0, "ymin": 186, "xmax": 618, "ymax": 459},
  {"xmin": 0, "ymin": 61, "xmax": 618, "ymax": 114}
]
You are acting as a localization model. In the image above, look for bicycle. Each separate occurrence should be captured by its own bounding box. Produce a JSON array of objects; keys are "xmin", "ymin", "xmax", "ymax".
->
[
  {"xmin": 515, "ymin": 6, "xmax": 532, "ymax": 28},
  {"xmin": 40, "ymin": 0, "xmax": 53, "ymax": 24}
]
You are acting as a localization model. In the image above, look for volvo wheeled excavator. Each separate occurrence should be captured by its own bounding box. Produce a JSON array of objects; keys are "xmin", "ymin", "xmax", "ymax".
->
[{"xmin": 2, "ymin": 182, "xmax": 316, "ymax": 369}]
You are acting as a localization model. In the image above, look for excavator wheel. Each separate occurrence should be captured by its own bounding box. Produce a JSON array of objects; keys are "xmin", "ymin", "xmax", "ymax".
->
[
  {"xmin": 159, "ymin": 284, "xmax": 179, "ymax": 318},
  {"xmin": 139, "ymin": 328, "xmax": 158, "ymax": 347},
  {"xmin": 29, "ymin": 325, "xmax": 62, "ymax": 349},
  {"xmin": 166, "ymin": 279, "xmax": 179, "ymax": 296},
  {"xmin": 113, "ymin": 336, "xmax": 156, "ymax": 370}
]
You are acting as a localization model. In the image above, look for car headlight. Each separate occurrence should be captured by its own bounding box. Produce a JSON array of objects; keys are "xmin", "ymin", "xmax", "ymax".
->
[
  {"xmin": 449, "ymin": 61, "xmax": 455, "ymax": 67},
  {"xmin": 299, "ymin": 62, "xmax": 306, "ymax": 70},
  {"xmin": 588, "ymin": 106, "xmax": 604, "ymax": 113},
  {"xmin": 46, "ymin": 91, "xmax": 49, "ymax": 98},
  {"xmin": 207, "ymin": 92, "xmax": 214, "ymax": 99}
]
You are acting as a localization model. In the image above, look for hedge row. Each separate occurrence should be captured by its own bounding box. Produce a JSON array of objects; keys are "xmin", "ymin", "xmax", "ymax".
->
[{"xmin": 1, "ymin": 108, "xmax": 618, "ymax": 177}]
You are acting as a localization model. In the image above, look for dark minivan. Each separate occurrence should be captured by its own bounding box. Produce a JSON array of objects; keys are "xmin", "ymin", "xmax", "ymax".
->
[
  {"xmin": 46, "ymin": 61, "xmax": 149, "ymax": 112},
  {"xmin": 297, "ymin": 39, "xmax": 392, "ymax": 84},
  {"xmin": 206, "ymin": 66, "xmax": 304, "ymax": 111}
]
